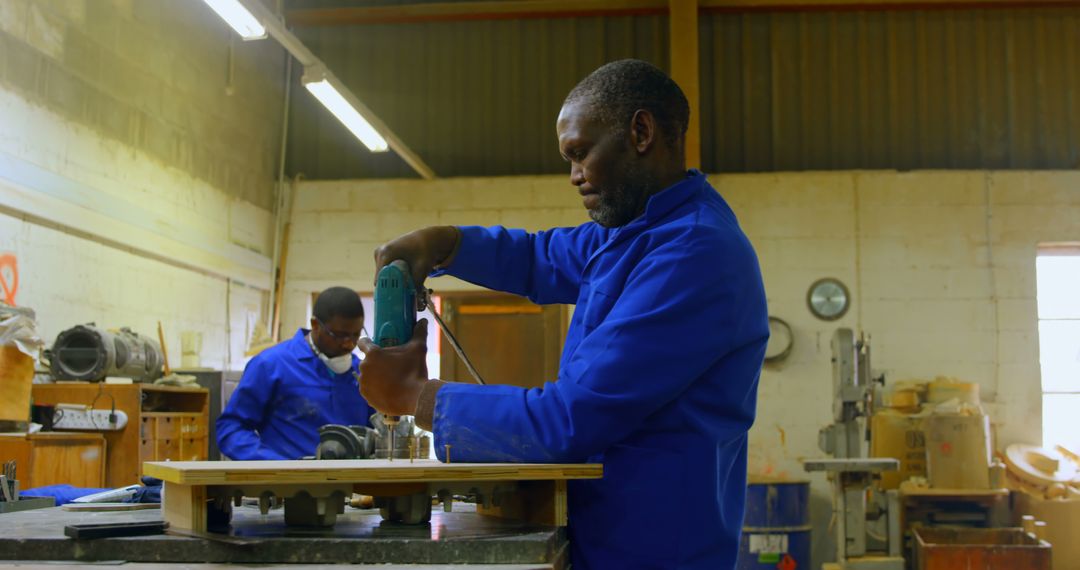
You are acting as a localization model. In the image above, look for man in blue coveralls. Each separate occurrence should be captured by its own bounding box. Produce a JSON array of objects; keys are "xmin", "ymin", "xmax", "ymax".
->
[
  {"xmin": 217, "ymin": 287, "xmax": 377, "ymax": 460},
  {"xmin": 358, "ymin": 60, "xmax": 769, "ymax": 569}
]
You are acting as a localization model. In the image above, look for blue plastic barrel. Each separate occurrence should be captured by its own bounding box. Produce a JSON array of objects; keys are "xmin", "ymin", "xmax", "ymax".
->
[{"xmin": 736, "ymin": 480, "xmax": 811, "ymax": 570}]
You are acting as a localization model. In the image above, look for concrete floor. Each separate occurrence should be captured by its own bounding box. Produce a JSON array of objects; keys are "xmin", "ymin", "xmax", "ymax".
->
[{"xmin": 0, "ymin": 503, "xmax": 565, "ymax": 567}]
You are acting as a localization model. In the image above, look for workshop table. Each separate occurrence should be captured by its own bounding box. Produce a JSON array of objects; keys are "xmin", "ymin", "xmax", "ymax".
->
[{"xmin": 0, "ymin": 502, "xmax": 568, "ymax": 567}]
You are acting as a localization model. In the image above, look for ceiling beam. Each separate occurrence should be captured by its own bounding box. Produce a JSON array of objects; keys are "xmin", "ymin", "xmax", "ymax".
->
[
  {"xmin": 669, "ymin": 0, "xmax": 700, "ymax": 170},
  {"xmin": 287, "ymin": 0, "xmax": 666, "ymax": 27},
  {"xmin": 287, "ymin": 0, "xmax": 1080, "ymax": 26},
  {"xmin": 700, "ymin": 0, "xmax": 1080, "ymax": 12}
]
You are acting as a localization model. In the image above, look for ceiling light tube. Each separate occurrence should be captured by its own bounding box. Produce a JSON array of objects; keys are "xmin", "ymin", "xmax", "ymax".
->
[
  {"xmin": 200, "ymin": 0, "xmax": 266, "ymax": 40},
  {"xmin": 302, "ymin": 68, "xmax": 389, "ymax": 152}
]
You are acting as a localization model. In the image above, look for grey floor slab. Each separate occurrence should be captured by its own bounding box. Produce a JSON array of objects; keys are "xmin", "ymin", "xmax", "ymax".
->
[{"xmin": 0, "ymin": 503, "xmax": 565, "ymax": 566}]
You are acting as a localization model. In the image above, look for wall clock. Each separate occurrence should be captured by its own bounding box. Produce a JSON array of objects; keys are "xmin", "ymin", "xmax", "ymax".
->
[{"xmin": 807, "ymin": 278, "xmax": 849, "ymax": 321}]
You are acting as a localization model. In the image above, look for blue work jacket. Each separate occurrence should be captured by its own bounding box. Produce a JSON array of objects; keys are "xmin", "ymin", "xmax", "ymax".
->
[
  {"xmin": 430, "ymin": 171, "xmax": 768, "ymax": 569},
  {"xmin": 216, "ymin": 329, "xmax": 376, "ymax": 460}
]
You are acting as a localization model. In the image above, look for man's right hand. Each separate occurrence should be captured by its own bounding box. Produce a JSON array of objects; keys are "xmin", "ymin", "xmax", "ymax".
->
[{"xmin": 373, "ymin": 226, "xmax": 461, "ymax": 289}]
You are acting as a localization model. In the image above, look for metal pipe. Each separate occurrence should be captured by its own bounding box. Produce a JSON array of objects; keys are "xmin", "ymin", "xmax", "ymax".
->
[{"xmin": 269, "ymin": 51, "xmax": 293, "ymax": 343}]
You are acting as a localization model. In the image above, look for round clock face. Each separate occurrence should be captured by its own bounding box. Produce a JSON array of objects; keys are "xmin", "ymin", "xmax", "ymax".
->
[
  {"xmin": 764, "ymin": 317, "xmax": 793, "ymax": 362},
  {"xmin": 807, "ymin": 278, "xmax": 849, "ymax": 321}
]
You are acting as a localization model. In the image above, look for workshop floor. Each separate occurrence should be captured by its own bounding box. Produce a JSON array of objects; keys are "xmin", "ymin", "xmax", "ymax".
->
[
  {"xmin": 0, "ymin": 561, "xmax": 557, "ymax": 565},
  {"xmin": 0, "ymin": 502, "xmax": 565, "ymax": 568}
]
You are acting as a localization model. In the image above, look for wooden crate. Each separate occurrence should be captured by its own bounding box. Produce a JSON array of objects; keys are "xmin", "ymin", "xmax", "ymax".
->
[{"xmin": 914, "ymin": 527, "xmax": 1051, "ymax": 570}]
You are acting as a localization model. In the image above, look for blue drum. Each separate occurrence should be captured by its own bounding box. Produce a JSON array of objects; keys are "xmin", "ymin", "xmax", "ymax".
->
[{"xmin": 736, "ymin": 480, "xmax": 811, "ymax": 570}]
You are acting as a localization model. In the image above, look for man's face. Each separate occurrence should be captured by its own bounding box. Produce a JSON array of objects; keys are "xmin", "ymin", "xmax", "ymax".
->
[
  {"xmin": 311, "ymin": 315, "xmax": 365, "ymax": 358},
  {"xmin": 557, "ymin": 101, "xmax": 650, "ymax": 228}
]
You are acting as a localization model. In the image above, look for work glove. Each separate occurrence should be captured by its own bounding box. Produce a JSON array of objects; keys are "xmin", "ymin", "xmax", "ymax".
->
[{"xmin": 373, "ymin": 226, "xmax": 461, "ymax": 289}]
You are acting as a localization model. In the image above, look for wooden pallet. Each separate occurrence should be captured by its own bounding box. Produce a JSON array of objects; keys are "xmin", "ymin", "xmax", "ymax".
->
[{"xmin": 145, "ymin": 459, "xmax": 603, "ymax": 532}]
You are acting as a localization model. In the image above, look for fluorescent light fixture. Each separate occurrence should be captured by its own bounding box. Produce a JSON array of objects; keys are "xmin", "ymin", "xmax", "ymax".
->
[
  {"xmin": 302, "ymin": 71, "xmax": 389, "ymax": 152},
  {"xmin": 200, "ymin": 0, "xmax": 266, "ymax": 40}
]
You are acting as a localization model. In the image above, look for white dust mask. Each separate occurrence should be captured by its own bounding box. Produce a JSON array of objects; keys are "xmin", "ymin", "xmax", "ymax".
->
[
  {"xmin": 323, "ymin": 353, "xmax": 353, "ymax": 374},
  {"xmin": 308, "ymin": 332, "xmax": 354, "ymax": 375}
]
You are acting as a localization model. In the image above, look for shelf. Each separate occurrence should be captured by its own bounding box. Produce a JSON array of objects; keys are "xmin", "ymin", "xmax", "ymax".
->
[{"xmin": 32, "ymin": 383, "xmax": 209, "ymax": 486}]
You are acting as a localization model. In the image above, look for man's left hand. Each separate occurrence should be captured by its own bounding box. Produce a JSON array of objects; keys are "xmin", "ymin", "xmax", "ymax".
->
[{"xmin": 357, "ymin": 320, "xmax": 430, "ymax": 416}]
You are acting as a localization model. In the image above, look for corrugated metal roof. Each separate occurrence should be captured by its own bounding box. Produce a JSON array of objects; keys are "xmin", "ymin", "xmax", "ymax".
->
[
  {"xmin": 701, "ymin": 7, "xmax": 1080, "ymax": 172},
  {"xmin": 286, "ymin": 6, "xmax": 1080, "ymax": 179},
  {"xmin": 286, "ymin": 15, "xmax": 670, "ymax": 179}
]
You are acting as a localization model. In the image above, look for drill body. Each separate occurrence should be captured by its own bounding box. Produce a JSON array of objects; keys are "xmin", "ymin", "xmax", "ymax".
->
[{"xmin": 372, "ymin": 260, "xmax": 418, "ymax": 459}]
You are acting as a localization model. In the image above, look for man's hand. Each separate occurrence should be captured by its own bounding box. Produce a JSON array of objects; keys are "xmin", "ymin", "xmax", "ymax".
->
[
  {"xmin": 357, "ymin": 320, "xmax": 430, "ymax": 416},
  {"xmin": 374, "ymin": 226, "xmax": 461, "ymax": 289}
]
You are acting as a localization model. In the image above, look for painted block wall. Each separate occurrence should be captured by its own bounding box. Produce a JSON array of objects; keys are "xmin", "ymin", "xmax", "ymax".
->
[
  {"xmin": 0, "ymin": 0, "xmax": 283, "ymax": 370},
  {"xmin": 0, "ymin": 212, "xmax": 265, "ymax": 372},
  {"xmin": 0, "ymin": 87, "xmax": 270, "ymax": 371},
  {"xmin": 0, "ymin": 0, "xmax": 286, "ymax": 210},
  {"xmin": 284, "ymin": 170, "xmax": 1079, "ymax": 564}
]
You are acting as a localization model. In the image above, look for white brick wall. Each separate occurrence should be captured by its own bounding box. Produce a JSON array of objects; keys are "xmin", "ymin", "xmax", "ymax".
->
[{"xmin": 0, "ymin": 87, "xmax": 272, "ymax": 371}]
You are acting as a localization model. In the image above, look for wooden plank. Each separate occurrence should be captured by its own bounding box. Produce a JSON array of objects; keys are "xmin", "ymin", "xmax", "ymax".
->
[
  {"xmin": 22, "ymin": 433, "xmax": 105, "ymax": 441},
  {"xmin": 144, "ymin": 459, "xmax": 603, "ymax": 486},
  {"xmin": 62, "ymin": 502, "xmax": 160, "ymax": 512},
  {"xmin": 902, "ymin": 489, "xmax": 1010, "ymax": 497},
  {"xmin": 162, "ymin": 481, "xmax": 207, "ymax": 533},
  {"xmin": 287, "ymin": 0, "xmax": 667, "ymax": 27},
  {"xmin": 140, "ymin": 385, "xmax": 209, "ymax": 395},
  {"xmin": 0, "ymin": 346, "xmax": 33, "ymax": 423},
  {"xmin": 669, "ymin": 0, "xmax": 702, "ymax": 169}
]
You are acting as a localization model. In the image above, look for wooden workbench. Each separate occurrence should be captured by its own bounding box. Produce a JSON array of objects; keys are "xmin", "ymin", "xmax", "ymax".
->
[{"xmin": 146, "ymin": 459, "xmax": 603, "ymax": 532}]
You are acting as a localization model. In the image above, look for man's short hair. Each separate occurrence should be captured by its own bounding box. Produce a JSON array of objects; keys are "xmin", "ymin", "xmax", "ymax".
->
[
  {"xmin": 564, "ymin": 59, "xmax": 690, "ymax": 150},
  {"xmin": 313, "ymin": 287, "xmax": 364, "ymax": 322}
]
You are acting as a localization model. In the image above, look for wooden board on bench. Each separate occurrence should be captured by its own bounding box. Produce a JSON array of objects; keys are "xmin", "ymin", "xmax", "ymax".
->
[{"xmin": 145, "ymin": 459, "xmax": 602, "ymax": 532}]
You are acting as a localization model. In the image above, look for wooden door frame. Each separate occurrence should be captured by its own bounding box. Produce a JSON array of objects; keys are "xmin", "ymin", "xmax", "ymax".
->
[{"xmin": 436, "ymin": 292, "xmax": 570, "ymax": 387}]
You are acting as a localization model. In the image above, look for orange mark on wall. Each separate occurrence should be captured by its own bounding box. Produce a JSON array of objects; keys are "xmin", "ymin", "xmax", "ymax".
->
[
  {"xmin": 776, "ymin": 424, "xmax": 787, "ymax": 447},
  {"xmin": 0, "ymin": 254, "xmax": 17, "ymax": 305}
]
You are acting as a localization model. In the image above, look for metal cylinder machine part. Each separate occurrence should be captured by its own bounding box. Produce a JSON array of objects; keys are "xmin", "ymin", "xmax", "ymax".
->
[{"xmin": 50, "ymin": 324, "xmax": 163, "ymax": 382}]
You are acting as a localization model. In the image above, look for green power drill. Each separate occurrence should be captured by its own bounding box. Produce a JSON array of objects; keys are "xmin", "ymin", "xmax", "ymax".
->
[{"xmin": 372, "ymin": 260, "xmax": 418, "ymax": 460}]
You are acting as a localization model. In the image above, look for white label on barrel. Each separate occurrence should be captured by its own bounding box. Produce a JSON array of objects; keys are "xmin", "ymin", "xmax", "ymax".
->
[{"xmin": 748, "ymin": 534, "xmax": 788, "ymax": 554}]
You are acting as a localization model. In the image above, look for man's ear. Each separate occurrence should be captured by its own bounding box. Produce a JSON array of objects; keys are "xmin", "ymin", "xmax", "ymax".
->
[
  {"xmin": 629, "ymin": 109, "xmax": 657, "ymax": 154},
  {"xmin": 310, "ymin": 317, "xmax": 319, "ymax": 333}
]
